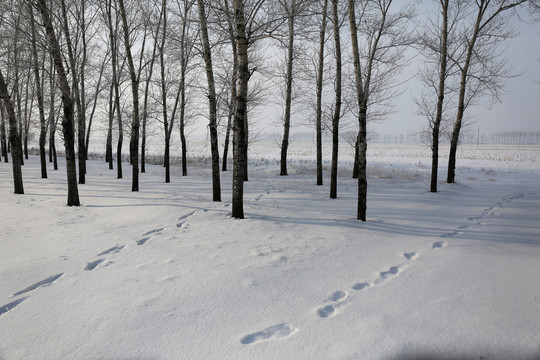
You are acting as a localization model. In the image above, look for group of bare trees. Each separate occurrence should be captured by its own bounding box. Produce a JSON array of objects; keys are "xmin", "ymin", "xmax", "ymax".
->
[
  {"xmin": 417, "ymin": 0, "xmax": 534, "ymax": 192},
  {"xmin": 0, "ymin": 0, "xmax": 536, "ymax": 221}
]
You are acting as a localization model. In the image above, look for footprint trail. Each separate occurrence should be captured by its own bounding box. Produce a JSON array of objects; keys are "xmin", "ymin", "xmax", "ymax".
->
[
  {"xmin": 13, "ymin": 273, "xmax": 65, "ymax": 296},
  {"xmin": 317, "ymin": 291, "xmax": 348, "ymax": 318},
  {"xmin": 241, "ymin": 323, "xmax": 298, "ymax": 345},
  {"xmin": 97, "ymin": 245, "xmax": 125, "ymax": 256},
  {"xmin": 84, "ymin": 259, "xmax": 105, "ymax": 271},
  {"xmin": 0, "ymin": 297, "xmax": 27, "ymax": 316}
]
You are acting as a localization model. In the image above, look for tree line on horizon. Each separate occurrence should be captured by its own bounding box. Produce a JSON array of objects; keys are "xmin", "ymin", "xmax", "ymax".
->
[{"xmin": 0, "ymin": 0, "xmax": 538, "ymax": 220}]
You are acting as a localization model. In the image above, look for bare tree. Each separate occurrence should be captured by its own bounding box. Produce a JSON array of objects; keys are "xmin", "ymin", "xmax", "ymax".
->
[
  {"xmin": 315, "ymin": 0, "xmax": 329, "ymax": 186},
  {"xmin": 197, "ymin": 0, "xmax": 222, "ymax": 201},
  {"xmin": 348, "ymin": 0, "xmax": 415, "ymax": 220},
  {"xmin": 0, "ymin": 68, "xmax": 24, "ymax": 194},
  {"xmin": 28, "ymin": 1, "xmax": 47, "ymax": 179},
  {"xmin": 447, "ymin": 0, "xmax": 527, "ymax": 183},
  {"xmin": 220, "ymin": 0, "xmax": 237, "ymax": 173},
  {"xmin": 60, "ymin": 0, "xmax": 87, "ymax": 184},
  {"xmin": 231, "ymin": 0, "xmax": 249, "ymax": 219},
  {"xmin": 35, "ymin": 0, "xmax": 80, "ymax": 206},
  {"xmin": 329, "ymin": 0, "xmax": 341, "ymax": 199},
  {"xmin": 416, "ymin": 0, "xmax": 461, "ymax": 192},
  {"xmin": 117, "ymin": 0, "xmax": 141, "ymax": 191},
  {"xmin": 278, "ymin": 0, "xmax": 313, "ymax": 176}
]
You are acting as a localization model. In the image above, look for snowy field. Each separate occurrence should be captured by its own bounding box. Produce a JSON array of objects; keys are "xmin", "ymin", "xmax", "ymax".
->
[{"xmin": 1, "ymin": 142, "xmax": 539, "ymax": 360}]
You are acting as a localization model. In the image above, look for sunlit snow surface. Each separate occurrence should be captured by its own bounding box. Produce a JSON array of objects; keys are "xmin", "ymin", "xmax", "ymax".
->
[{"xmin": 1, "ymin": 143, "xmax": 539, "ymax": 360}]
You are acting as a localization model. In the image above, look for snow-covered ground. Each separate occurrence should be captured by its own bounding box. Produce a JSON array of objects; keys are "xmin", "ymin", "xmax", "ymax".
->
[{"xmin": 1, "ymin": 143, "xmax": 539, "ymax": 360}]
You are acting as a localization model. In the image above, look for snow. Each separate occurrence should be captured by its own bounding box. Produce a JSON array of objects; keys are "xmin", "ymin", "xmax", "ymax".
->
[{"xmin": 1, "ymin": 143, "xmax": 539, "ymax": 360}]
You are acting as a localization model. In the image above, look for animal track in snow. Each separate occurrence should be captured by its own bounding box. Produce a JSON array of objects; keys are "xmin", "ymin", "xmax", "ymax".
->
[
  {"xmin": 403, "ymin": 252, "xmax": 417, "ymax": 260},
  {"xmin": 176, "ymin": 211, "xmax": 197, "ymax": 228},
  {"xmin": 84, "ymin": 259, "xmax": 105, "ymax": 271},
  {"xmin": 329, "ymin": 290, "xmax": 348, "ymax": 302},
  {"xmin": 97, "ymin": 245, "xmax": 125, "ymax": 256},
  {"xmin": 352, "ymin": 282, "xmax": 371, "ymax": 291},
  {"xmin": 0, "ymin": 297, "xmax": 27, "ymax": 316},
  {"xmin": 432, "ymin": 241, "xmax": 447, "ymax": 249},
  {"xmin": 241, "ymin": 323, "xmax": 297, "ymax": 345},
  {"xmin": 136, "ymin": 237, "xmax": 151, "ymax": 246},
  {"xmin": 318, "ymin": 291, "xmax": 349, "ymax": 318},
  {"xmin": 142, "ymin": 227, "xmax": 165, "ymax": 236},
  {"xmin": 318, "ymin": 301, "xmax": 347, "ymax": 318},
  {"xmin": 440, "ymin": 230, "xmax": 463, "ymax": 238},
  {"xmin": 379, "ymin": 266, "xmax": 400, "ymax": 280},
  {"xmin": 13, "ymin": 273, "xmax": 64, "ymax": 296}
]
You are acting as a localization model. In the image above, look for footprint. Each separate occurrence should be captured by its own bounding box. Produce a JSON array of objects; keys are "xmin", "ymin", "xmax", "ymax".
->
[
  {"xmin": 318, "ymin": 301, "xmax": 347, "ymax": 318},
  {"xmin": 440, "ymin": 231, "xmax": 462, "ymax": 238},
  {"xmin": 97, "ymin": 245, "xmax": 125, "ymax": 256},
  {"xmin": 176, "ymin": 212, "xmax": 197, "ymax": 228},
  {"xmin": 241, "ymin": 323, "xmax": 297, "ymax": 345},
  {"xmin": 329, "ymin": 290, "xmax": 348, "ymax": 302},
  {"xmin": 0, "ymin": 297, "xmax": 27, "ymax": 316},
  {"xmin": 84, "ymin": 259, "xmax": 105, "ymax": 271},
  {"xmin": 432, "ymin": 241, "xmax": 447, "ymax": 249},
  {"xmin": 136, "ymin": 237, "xmax": 151, "ymax": 246},
  {"xmin": 13, "ymin": 273, "xmax": 64, "ymax": 296},
  {"xmin": 379, "ymin": 266, "xmax": 400, "ymax": 280},
  {"xmin": 352, "ymin": 282, "xmax": 371, "ymax": 291},
  {"xmin": 403, "ymin": 252, "xmax": 417, "ymax": 260},
  {"xmin": 142, "ymin": 228, "xmax": 164, "ymax": 236},
  {"xmin": 457, "ymin": 224, "xmax": 471, "ymax": 230}
]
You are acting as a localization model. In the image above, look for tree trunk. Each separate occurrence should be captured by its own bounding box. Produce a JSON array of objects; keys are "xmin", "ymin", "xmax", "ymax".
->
[
  {"xmin": 330, "ymin": 0, "xmax": 341, "ymax": 199},
  {"xmin": 232, "ymin": 0, "xmax": 248, "ymax": 219},
  {"xmin": 352, "ymin": 136, "xmax": 359, "ymax": 178},
  {"xmin": 0, "ymin": 69, "xmax": 24, "ymax": 194},
  {"xmin": 29, "ymin": 2, "xmax": 48, "ymax": 179},
  {"xmin": 48, "ymin": 62, "xmax": 58, "ymax": 170},
  {"xmin": 106, "ymin": 0, "xmax": 123, "ymax": 179},
  {"xmin": 159, "ymin": 0, "xmax": 170, "ymax": 183},
  {"xmin": 430, "ymin": 0, "xmax": 448, "ymax": 192},
  {"xmin": 0, "ymin": 101, "xmax": 8, "ymax": 163},
  {"xmin": 347, "ymin": 0, "xmax": 367, "ymax": 221},
  {"xmin": 106, "ymin": 80, "xmax": 114, "ymax": 170},
  {"xmin": 222, "ymin": 0, "xmax": 237, "ymax": 173},
  {"xmin": 37, "ymin": 0, "xmax": 80, "ymax": 206},
  {"xmin": 13, "ymin": 18, "xmax": 24, "ymax": 167},
  {"xmin": 280, "ymin": 10, "xmax": 295, "ymax": 177},
  {"xmin": 23, "ymin": 74, "xmax": 33, "ymax": 161},
  {"xmin": 329, "ymin": 0, "xmax": 341, "ymax": 199},
  {"xmin": 447, "ymin": 3, "xmax": 482, "ymax": 184},
  {"xmin": 61, "ymin": 0, "xmax": 86, "ymax": 184},
  {"xmin": 118, "ymin": 0, "xmax": 140, "ymax": 191},
  {"xmin": 316, "ymin": 0, "xmax": 329, "ymax": 186},
  {"xmin": 197, "ymin": 0, "xmax": 221, "ymax": 201}
]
